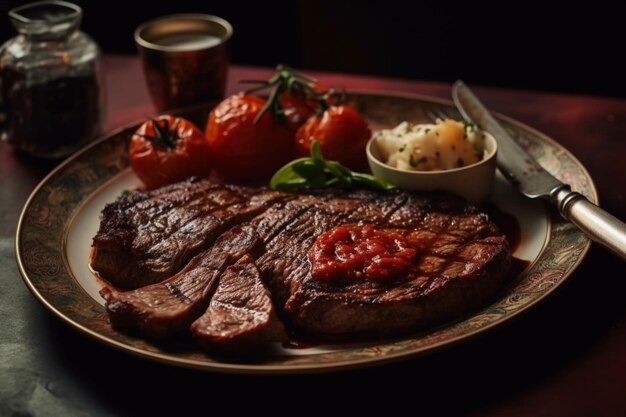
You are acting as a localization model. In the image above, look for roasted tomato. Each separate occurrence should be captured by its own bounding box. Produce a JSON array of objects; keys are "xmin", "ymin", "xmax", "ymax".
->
[
  {"xmin": 295, "ymin": 105, "xmax": 372, "ymax": 170},
  {"xmin": 129, "ymin": 115, "xmax": 211, "ymax": 189},
  {"xmin": 205, "ymin": 93, "xmax": 294, "ymax": 183},
  {"xmin": 279, "ymin": 82, "xmax": 333, "ymax": 126}
]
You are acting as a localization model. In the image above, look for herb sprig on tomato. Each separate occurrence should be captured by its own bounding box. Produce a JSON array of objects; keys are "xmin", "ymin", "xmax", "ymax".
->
[
  {"xmin": 206, "ymin": 65, "xmax": 373, "ymax": 183},
  {"xmin": 241, "ymin": 65, "xmax": 335, "ymax": 126},
  {"xmin": 245, "ymin": 65, "xmax": 372, "ymax": 171},
  {"xmin": 205, "ymin": 65, "xmax": 336, "ymax": 183}
]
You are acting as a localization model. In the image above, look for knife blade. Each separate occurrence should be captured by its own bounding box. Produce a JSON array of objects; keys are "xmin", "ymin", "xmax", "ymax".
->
[{"xmin": 453, "ymin": 80, "xmax": 626, "ymax": 260}]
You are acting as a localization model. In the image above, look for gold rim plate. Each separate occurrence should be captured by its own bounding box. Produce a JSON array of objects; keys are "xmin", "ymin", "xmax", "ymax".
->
[{"xmin": 15, "ymin": 92, "xmax": 596, "ymax": 373}]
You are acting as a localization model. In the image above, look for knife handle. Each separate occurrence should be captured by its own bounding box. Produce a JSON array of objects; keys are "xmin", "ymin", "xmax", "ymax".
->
[{"xmin": 553, "ymin": 186, "xmax": 626, "ymax": 260}]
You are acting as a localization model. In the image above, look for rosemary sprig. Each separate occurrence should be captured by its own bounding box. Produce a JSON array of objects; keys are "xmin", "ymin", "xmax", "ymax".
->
[{"xmin": 242, "ymin": 65, "xmax": 337, "ymax": 124}]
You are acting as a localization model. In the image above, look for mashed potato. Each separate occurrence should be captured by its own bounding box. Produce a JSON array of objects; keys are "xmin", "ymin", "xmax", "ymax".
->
[{"xmin": 374, "ymin": 119, "xmax": 486, "ymax": 171}]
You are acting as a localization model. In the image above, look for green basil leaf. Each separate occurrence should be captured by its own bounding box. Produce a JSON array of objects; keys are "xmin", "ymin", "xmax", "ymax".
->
[
  {"xmin": 326, "ymin": 161, "xmax": 352, "ymax": 188},
  {"xmin": 269, "ymin": 157, "xmax": 310, "ymax": 190},
  {"xmin": 327, "ymin": 160, "xmax": 352, "ymax": 177},
  {"xmin": 324, "ymin": 177, "xmax": 340, "ymax": 187},
  {"xmin": 271, "ymin": 140, "xmax": 396, "ymax": 192},
  {"xmin": 310, "ymin": 173, "xmax": 331, "ymax": 188},
  {"xmin": 292, "ymin": 160, "xmax": 324, "ymax": 179},
  {"xmin": 351, "ymin": 172, "xmax": 397, "ymax": 190},
  {"xmin": 310, "ymin": 140, "xmax": 325, "ymax": 165},
  {"xmin": 273, "ymin": 181, "xmax": 307, "ymax": 191}
]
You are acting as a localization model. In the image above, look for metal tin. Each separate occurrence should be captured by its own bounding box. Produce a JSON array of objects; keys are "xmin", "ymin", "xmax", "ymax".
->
[{"xmin": 134, "ymin": 14, "xmax": 233, "ymax": 111}]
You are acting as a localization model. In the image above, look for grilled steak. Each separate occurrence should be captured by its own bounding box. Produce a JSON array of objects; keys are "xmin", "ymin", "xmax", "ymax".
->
[
  {"xmin": 95, "ymin": 180, "xmax": 511, "ymax": 350},
  {"xmin": 191, "ymin": 255, "xmax": 286, "ymax": 354},
  {"xmin": 253, "ymin": 191, "xmax": 510, "ymax": 336},
  {"xmin": 92, "ymin": 180, "xmax": 286, "ymax": 288},
  {"xmin": 101, "ymin": 224, "xmax": 261, "ymax": 338},
  {"xmin": 100, "ymin": 195, "xmax": 314, "ymax": 339},
  {"xmin": 285, "ymin": 236, "xmax": 510, "ymax": 336}
]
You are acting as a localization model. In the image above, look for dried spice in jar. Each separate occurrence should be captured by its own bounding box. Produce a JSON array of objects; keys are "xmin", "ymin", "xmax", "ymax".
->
[{"xmin": 0, "ymin": 1, "xmax": 104, "ymax": 159}]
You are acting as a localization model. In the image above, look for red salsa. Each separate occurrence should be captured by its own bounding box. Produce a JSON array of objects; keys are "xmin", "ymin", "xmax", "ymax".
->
[
  {"xmin": 310, "ymin": 225, "xmax": 416, "ymax": 282},
  {"xmin": 310, "ymin": 207, "xmax": 528, "ymax": 284}
]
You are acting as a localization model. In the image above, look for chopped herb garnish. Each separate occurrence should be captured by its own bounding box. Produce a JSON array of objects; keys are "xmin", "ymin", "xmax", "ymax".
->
[
  {"xmin": 398, "ymin": 144, "xmax": 407, "ymax": 152},
  {"xmin": 462, "ymin": 119, "xmax": 475, "ymax": 132},
  {"xmin": 409, "ymin": 155, "xmax": 427, "ymax": 168},
  {"xmin": 424, "ymin": 128, "xmax": 431, "ymax": 134}
]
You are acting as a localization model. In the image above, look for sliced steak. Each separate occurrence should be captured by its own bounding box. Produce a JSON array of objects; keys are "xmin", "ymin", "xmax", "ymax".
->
[
  {"xmin": 91, "ymin": 179, "xmax": 286, "ymax": 288},
  {"xmin": 191, "ymin": 255, "xmax": 286, "ymax": 355},
  {"xmin": 100, "ymin": 224, "xmax": 260, "ymax": 338},
  {"xmin": 99, "ymin": 195, "xmax": 314, "ymax": 339},
  {"xmin": 96, "ymin": 180, "xmax": 511, "ymax": 345}
]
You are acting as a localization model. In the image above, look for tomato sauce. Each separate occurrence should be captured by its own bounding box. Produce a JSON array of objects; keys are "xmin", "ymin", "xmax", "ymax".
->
[
  {"xmin": 310, "ymin": 225, "xmax": 417, "ymax": 282},
  {"xmin": 309, "ymin": 206, "xmax": 529, "ymax": 284}
]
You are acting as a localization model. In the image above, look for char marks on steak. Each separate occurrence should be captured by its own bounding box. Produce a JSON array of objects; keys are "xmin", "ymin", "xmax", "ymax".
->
[
  {"xmin": 191, "ymin": 255, "xmax": 286, "ymax": 354},
  {"xmin": 100, "ymin": 194, "xmax": 313, "ymax": 339},
  {"xmin": 101, "ymin": 224, "xmax": 261, "ymax": 338},
  {"xmin": 286, "ymin": 236, "xmax": 510, "ymax": 336},
  {"xmin": 92, "ymin": 180, "xmax": 287, "ymax": 289},
  {"xmin": 253, "ymin": 190, "xmax": 510, "ymax": 336},
  {"xmin": 253, "ymin": 190, "xmax": 405, "ymax": 308},
  {"xmin": 95, "ymin": 180, "xmax": 511, "ymax": 351}
]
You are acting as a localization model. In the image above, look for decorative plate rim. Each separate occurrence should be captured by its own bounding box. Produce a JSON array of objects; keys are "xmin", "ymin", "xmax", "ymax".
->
[{"xmin": 15, "ymin": 90, "xmax": 596, "ymax": 374}]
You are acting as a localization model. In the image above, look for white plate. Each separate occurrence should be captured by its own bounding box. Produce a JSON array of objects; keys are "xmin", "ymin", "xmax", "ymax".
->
[{"xmin": 17, "ymin": 92, "xmax": 595, "ymax": 373}]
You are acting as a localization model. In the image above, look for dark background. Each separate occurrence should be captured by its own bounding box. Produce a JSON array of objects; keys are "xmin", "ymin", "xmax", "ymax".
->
[{"xmin": 1, "ymin": 0, "xmax": 625, "ymax": 97}]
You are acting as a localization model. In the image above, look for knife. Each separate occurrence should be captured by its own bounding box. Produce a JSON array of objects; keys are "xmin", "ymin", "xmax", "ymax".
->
[{"xmin": 453, "ymin": 80, "xmax": 626, "ymax": 260}]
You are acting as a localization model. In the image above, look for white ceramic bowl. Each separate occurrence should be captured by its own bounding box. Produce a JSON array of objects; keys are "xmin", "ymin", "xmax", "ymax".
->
[{"xmin": 366, "ymin": 132, "xmax": 498, "ymax": 203}]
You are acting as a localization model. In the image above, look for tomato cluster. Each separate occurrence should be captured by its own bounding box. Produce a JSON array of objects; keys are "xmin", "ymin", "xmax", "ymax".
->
[{"xmin": 129, "ymin": 67, "xmax": 372, "ymax": 188}]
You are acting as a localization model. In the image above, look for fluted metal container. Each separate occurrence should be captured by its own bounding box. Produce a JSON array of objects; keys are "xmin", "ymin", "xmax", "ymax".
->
[{"xmin": 135, "ymin": 14, "xmax": 233, "ymax": 112}]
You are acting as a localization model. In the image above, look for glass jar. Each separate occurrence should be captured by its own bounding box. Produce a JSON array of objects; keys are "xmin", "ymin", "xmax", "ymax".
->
[{"xmin": 0, "ymin": 1, "xmax": 104, "ymax": 159}]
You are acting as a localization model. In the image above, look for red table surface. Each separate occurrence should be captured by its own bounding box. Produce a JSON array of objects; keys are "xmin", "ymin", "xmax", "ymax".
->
[{"xmin": 1, "ymin": 55, "xmax": 624, "ymax": 416}]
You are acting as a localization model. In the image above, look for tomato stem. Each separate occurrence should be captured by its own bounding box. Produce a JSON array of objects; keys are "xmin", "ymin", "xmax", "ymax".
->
[{"xmin": 136, "ymin": 117, "xmax": 181, "ymax": 149}]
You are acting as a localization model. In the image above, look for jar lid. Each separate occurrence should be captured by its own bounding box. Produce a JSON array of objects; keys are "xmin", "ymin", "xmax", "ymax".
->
[{"xmin": 9, "ymin": 1, "xmax": 82, "ymax": 39}]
